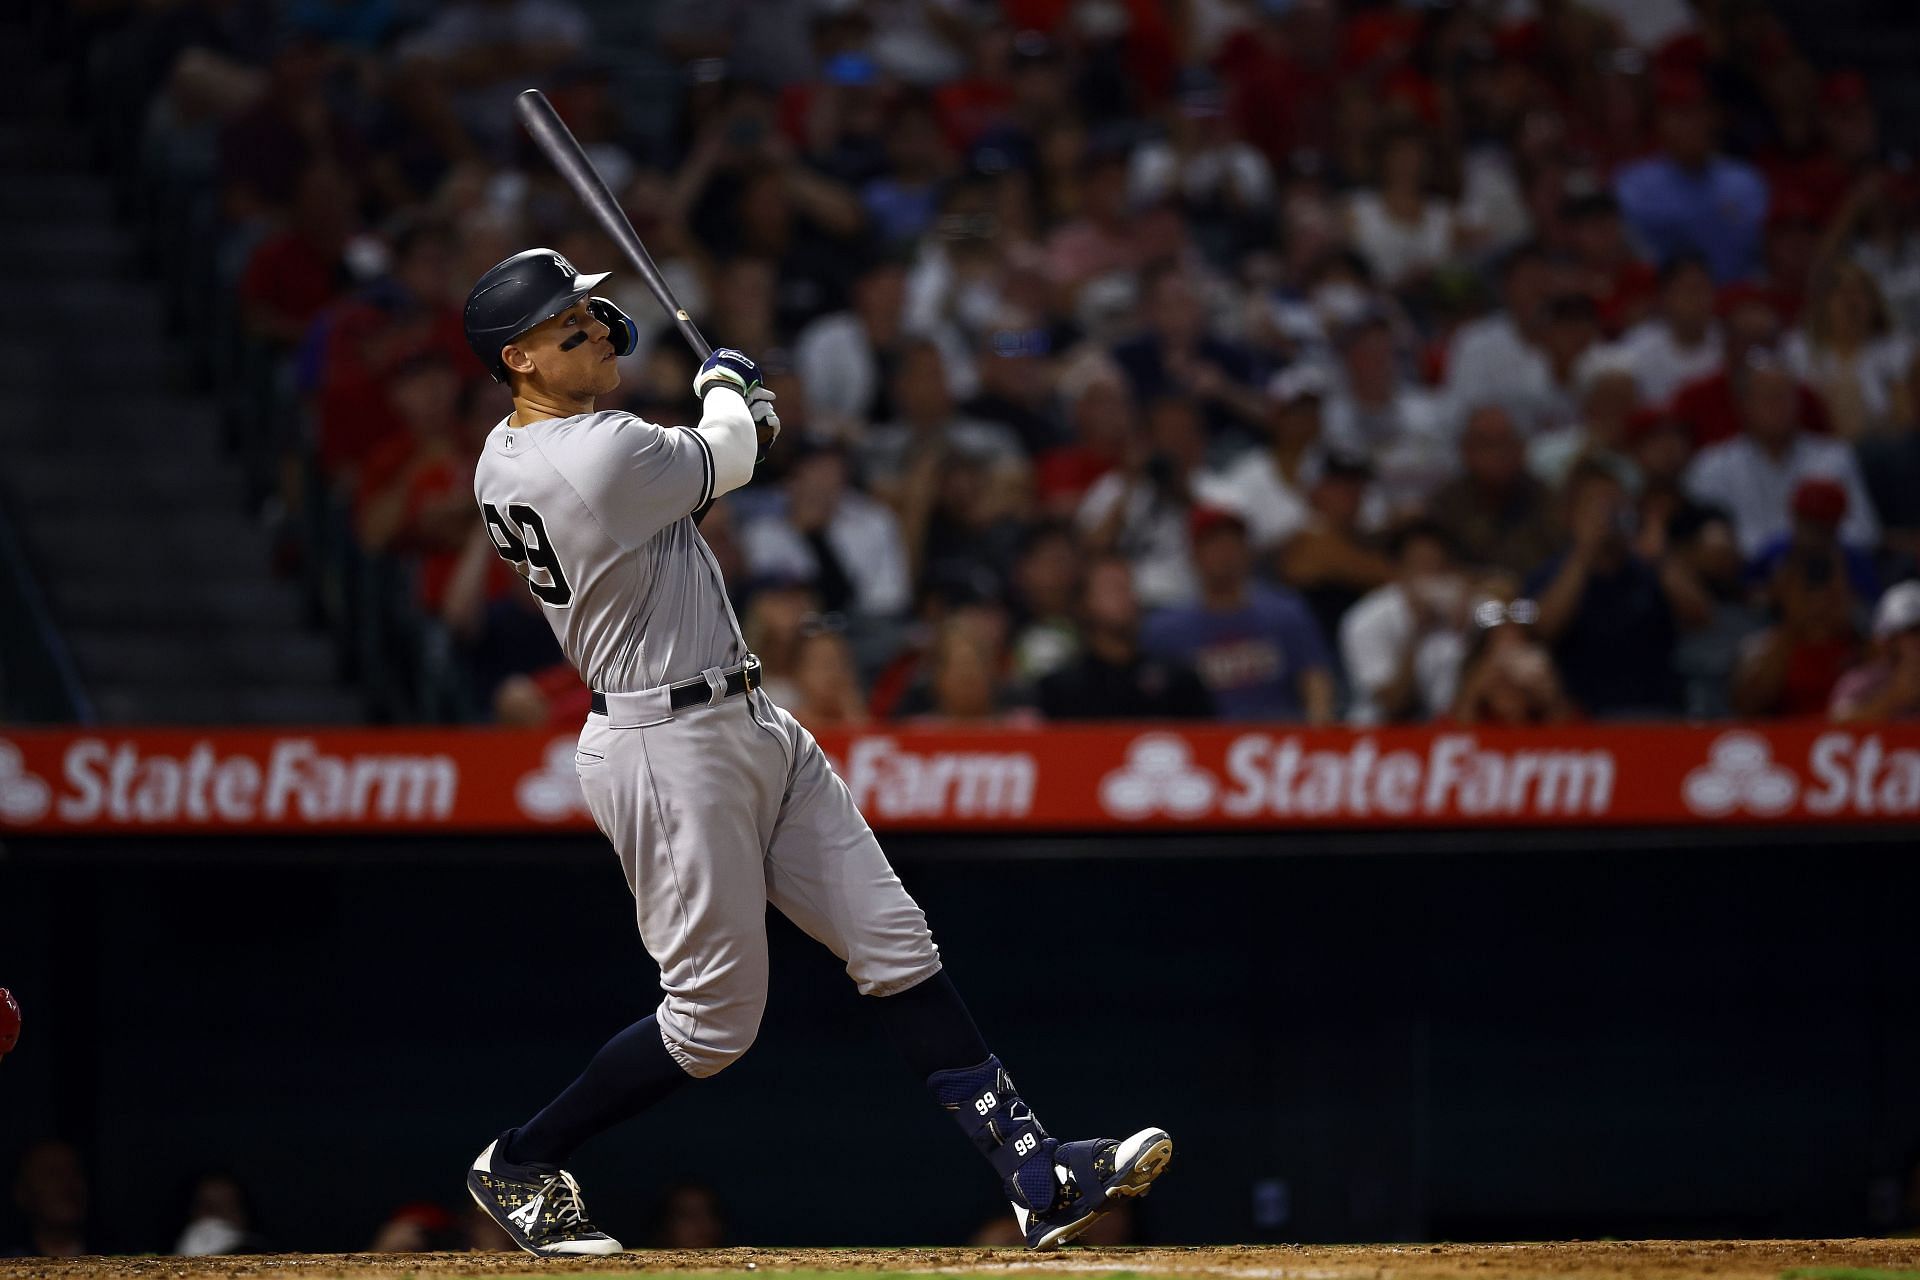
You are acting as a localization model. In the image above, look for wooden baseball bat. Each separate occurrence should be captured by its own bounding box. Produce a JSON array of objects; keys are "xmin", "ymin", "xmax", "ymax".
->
[{"xmin": 514, "ymin": 88, "xmax": 713, "ymax": 361}]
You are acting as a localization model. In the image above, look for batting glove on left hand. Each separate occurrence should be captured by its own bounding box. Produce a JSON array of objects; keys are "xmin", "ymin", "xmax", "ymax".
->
[
  {"xmin": 693, "ymin": 348, "xmax": 761, "ymax": 400},
  {"xmin": 748, "ymin": 385, "xmax": 780, "ymax": 463}
]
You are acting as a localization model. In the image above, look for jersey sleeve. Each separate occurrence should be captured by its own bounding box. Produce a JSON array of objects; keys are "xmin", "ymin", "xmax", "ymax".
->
[{"xmin": 548, "ymin": 412, "xmax": 716, "ymax": 549}]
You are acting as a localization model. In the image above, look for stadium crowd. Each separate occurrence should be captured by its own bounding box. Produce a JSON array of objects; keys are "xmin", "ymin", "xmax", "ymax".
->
[{"xmin": 96, "ymin": 0, "xmax": 1920, "ymax": 727}]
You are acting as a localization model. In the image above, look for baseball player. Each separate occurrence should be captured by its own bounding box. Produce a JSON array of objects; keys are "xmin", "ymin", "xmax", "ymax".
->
[{"xmin": 458, "ymin": 248, "xmax": 1172, "ymax": 1255}]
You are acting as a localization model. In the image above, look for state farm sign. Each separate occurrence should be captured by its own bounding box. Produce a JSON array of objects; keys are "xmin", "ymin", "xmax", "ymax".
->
[{"xmin": 0, "ymin": 723, "xmax": 1915, "ymax": 835}]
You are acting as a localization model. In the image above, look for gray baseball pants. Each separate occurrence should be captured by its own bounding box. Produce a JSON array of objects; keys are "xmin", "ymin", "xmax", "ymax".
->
[{"xmin": 574, "ymin": 689, "xmax": 942, "ymax": 1077}]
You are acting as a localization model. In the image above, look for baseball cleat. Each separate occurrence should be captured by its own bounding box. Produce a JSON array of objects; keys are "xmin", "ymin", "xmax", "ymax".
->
[
  {"xmin": 1015, "ymin": 1126, "xmax": 1174, "ymax": 1250},
  {"xmin": 467, "ymin": 1137, "xmax": 623, "ymax": 1255}
]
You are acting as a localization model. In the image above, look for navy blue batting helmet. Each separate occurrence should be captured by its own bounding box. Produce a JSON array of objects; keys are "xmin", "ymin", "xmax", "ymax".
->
[{"xmin": 464, "ymin": 248, "xmax": 611, "ymax": 382}]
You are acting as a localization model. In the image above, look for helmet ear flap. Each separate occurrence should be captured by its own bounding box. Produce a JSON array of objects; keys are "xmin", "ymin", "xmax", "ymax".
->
[{"xmin": 588, "ymin": 296, "xmax": 639, "ymax": 358}]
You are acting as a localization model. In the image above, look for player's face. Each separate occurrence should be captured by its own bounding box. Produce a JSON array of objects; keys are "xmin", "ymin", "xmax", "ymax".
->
[{"xmin": 506, "ymin": 301, "xmax": 621, "ymax": 400}]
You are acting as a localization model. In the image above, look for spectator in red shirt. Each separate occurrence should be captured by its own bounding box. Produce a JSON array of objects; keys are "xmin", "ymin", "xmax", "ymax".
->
[
  {"xmin": 1670, "ymin": 288, "xmax": 1829, "ymax": 447},
  {"xmin": 238, "ymin": 163, "xmax": 359, "ymax": 346},
  {"xmin": 354, "ymin": 352, "xmax": 477, "ymax": 611}
]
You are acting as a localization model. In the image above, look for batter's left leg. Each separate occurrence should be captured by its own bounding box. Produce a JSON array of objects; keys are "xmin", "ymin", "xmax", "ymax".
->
[{"xmin": 758, "ymin": 702, "xmax": 1174, "ymax": 1249}]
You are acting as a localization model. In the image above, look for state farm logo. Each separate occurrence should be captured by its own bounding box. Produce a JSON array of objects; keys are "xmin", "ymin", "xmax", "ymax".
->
[
  {"xmin": 1100, "ymin": 734, "xmax": 1217, "ymax": 818},
  {"xmin": 517, "ymin": 738, "xmax": 590, "ymax": 822},
  {"xmin": 0, "ymin": 741, "xmax": 51, "ymax": 822},
  {"xmin": 839, "ymin": 737, "xmax": 1035, "ymax": 819},
  {"xmin": 1683, "ymin": 731, "xmax": 1798, "ymax": 817}
]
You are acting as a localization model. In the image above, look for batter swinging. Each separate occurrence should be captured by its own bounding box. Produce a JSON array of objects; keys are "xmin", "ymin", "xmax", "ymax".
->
[{"xmin": 459, "ymin": 249, "xmax": 1173, "ymax": 1254}]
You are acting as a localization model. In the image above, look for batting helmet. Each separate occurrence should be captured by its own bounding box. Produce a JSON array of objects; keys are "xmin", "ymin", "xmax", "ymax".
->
[{"xmin": 464, "ymin": 248, "xmax": 612, "ymax": 382}]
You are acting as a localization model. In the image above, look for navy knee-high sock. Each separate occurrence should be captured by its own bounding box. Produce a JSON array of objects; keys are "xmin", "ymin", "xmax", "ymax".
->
[
  {"xmin": 874, "ymin": 968, "xmax": 990, "ymax": 1078},
  {"xmin": 501, "ymin": 1014, "xmax": 691, "ymax": 1167},
  {"xmin": 876, "ymin": 970, "xmax": 1060, "ymax": 1211}
]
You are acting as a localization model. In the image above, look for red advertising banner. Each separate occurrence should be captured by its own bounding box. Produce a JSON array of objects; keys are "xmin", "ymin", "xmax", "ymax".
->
[{"xmin": 0, "ymin": 723, "xmax": 1916, "ymax": 835}]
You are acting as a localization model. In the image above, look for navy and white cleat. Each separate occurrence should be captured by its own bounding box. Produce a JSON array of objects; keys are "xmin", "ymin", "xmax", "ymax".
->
[
  {"xmin": 1014, "ymin": 1126, "xmax": 1174, "ymax": 1251},
  {"xmin": 467, "ymin": 1137, "xmax": 623, "ymax": 1256}
]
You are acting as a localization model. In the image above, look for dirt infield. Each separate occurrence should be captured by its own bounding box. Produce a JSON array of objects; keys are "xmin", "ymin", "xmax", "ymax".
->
[{"xmin": 3, "ymin": 1241, "xmax": 1919, "ymax": 1280}]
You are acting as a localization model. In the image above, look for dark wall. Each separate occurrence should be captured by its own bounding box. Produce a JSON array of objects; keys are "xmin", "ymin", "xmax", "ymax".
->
[{"xmin": 1, "ymin": 829, "xmax": 1916, "ymax": 1252}]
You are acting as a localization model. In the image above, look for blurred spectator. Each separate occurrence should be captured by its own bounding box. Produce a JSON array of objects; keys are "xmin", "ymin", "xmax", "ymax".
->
[
  {"xmin": 1008, "ymin": 522, "xmax": 1081, "ymax": 683},
  {"xmin": 1195, "ymin": 365, "xmax": 1327, "ymax": 551},
  {"xmin": 1045, "ymin": 143, "xmax": 1158, "ymax": 295},
  {"xmin": 742, "ymin": 578, "xmax": 824, "ymax": 707},
  {"xmin": 1428, "ymin": 405, "xmax": 1564, "ymax": 579},
  {"xmin": 861, "ymin": 338, "xmax": 1023, "ymax": 504},
  {"xmin": 238, "ymin": 162, "xmax": 359, "ymax": 345},
  {"xmin": 1345, "ymin": 128, "xmax": 1461, "ymax": 292},
  {"xmin": 1143, "ymin": 508, "xmax": 1334, "ymax": 723},
  {"xmin": 1322, "ymin": 312, "xmax": 1453, "ymax": 513},
  {"xmin": 1663, "ymin": 505, "xmax": 1769, "ymax": 719},
  {"xmin": 1037, "ymin": 364, "xmax": 1134, "ymax": 516},
  {"xmin": 1750, "ymin": 478, "xmax": 1882, "ymax": 604},
  {"xmin": 1859, "ymin": 349, "xmax": 1920, "ymax": 563},
  {"xmin": 909, "ymin": 618, "xmax": 1031, "ymax": 724},
  {"xmin": 1670, "ymin": 287, "xmax": 1831, "ymax": 448},
  {"xmin": 784, "ymin": 626, "xmax": 870, "ymax": 733},
  {"xmin": 1527, "ymin": 460, "xmax": 1682, "ymax": 718},
  {"xmin": 743, "ymin": 444, "xmax": 911, "ymax": 619},
  {"xmin": 395, "ymin": 0, "xmax": 591, "ymax": 160},
  {"xmin": 1686, "ymin": 355, "xmax": 1879, "ymax": 558},
  {"xmin": 1450, "ymin": 598, "xmax": 1574, "ymax": 726},
  {"xmin": 1340, "ymin": 521, "xmax": 1470, "ymax": 726},
  {"xmin": 1078, "ymin": 395, "xmax": 1209, "ymax": 608},
  {"xmin": 1528, "ymin": 354, "xmax": 1643, "ymax": 490},
  {"xmin": 1112, "ymin": 264, "xmax": 1264, "ymax": 437},
  {"xmin": 355, "ymin": 354, "xmax": 479, "ymax": 610},
  {"xmin": 172, "ymin": 1171, "xmax": 262, "ymax": 1256},
  {"xmin": 368, "ymin": 1201, "xmax": 456, "ymax": 1253},
  {"xmin": 1279, "ymin": 451, "xmax": 1395, "ymax": 651},
  {"xmin": 1783, "ymin": 262, "xmax": 1915, "ymax": 439},
  {"xmin": 1830, "ymin": 581, "xmax": 1920, "ymax": 722},
  {"xmin": 1610, "ymin": 256, "xmax": 1722, "ymax": 406},
  {"xmin": 1036, "ymin": 557, "xmax": 1212, "ymax": 720},
  {"xmin": 7, "ymin": 1141, "xmax": 91, "ymax": 1258},
  {"xmin": 646, "ymin": 1180, "xmax": 728, "ymax": 1250},
  {"xmin": 1613, "ymin": 72, "xmax": 1769, "ymax": 283},
  {"xmin": 1442, "ymin": 243, "xmax": 1558, "ymax": 432},
  {"xmin": 463, "ymin": 1203, "xmax": 514, "ymax": 1252},
  {"xmin": 1731, "ymin": 484, "xmax": 1866, "ymax": 717}
]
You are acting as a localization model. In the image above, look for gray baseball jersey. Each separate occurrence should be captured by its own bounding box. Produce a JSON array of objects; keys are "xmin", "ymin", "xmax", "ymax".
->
[
  {"xmin": 473, "ymin": 408, "xmax": 746, "ymax": 691},
  {"xmin": 473, "ymin": 398, "xmax": 941, "ymax": 1078}
]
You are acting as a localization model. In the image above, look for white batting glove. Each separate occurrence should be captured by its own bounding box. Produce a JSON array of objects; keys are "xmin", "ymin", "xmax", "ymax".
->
[{"xmin": 748, "ymin": 385, "xmax": 780, "ymax": 462}]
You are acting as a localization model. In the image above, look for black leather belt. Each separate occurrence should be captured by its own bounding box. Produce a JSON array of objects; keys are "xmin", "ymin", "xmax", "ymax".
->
[{"xmin": 591, "ymin": 656, "xmax": 761, "ymax": 716}]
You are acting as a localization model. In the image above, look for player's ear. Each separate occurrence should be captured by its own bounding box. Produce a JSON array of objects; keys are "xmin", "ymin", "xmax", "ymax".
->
[{"xmin": 501, "ymin": 342, "xmax": 537, "ymax": 377}]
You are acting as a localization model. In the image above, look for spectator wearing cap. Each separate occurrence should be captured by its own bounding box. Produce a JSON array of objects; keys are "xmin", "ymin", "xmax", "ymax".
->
[
  {"xmin": 1077, "ymin": 395, "xmax": 1209, "ymax": 608},
  {"xmin": 1662, "ymin": 504, "xmax": 1769, "ymax": 719},
  {"xmin": 1321, "ymin": 312, "xmax": 1453, "ymax": 514},
  {"xmin": 742, "ymin": 442, "xmax": 911, "ymax": 620},
  {"xmin": 1427, "ymin": 404, "xmax": 1564, "ymax": 580},
  {"xmin": 1829, "ymin": 581, "xmax": 1920, "ymax": 722},
  {"xmin": 1609, "ymin": 256, "xmax": 1722, "ymax": 406},
  {"xmin": 1613, "ymin": 71, "xmax": 1769, "ymax": 284},
  {"xmin": 1749, "ymin": 477, "xmax": 1881, "ymax": 604},
  {"xmin": 1685, "ymin": 353, "xmax": 1879, "ymax": 558},
  {"xmin": 1526, "ymin": 459, "xmax": 1682, "ymax": 718},
  {"xmin": 1731, "ymin": 476, "xmax": 1868, "ymax": 717},
  {"xmin": 354, "ymin": 353, "xmax": 483, "ymax": 611},
  {"xmin": 1126, "ymin": 67, "xmax": 1275, "ymax": 247},
  {"xmin": 1562, "ymin": 192, "xmax": 1660, "ymax": 336},
  {"xmin": 1192, "ymin": 364, "xmax": 1328, "ymax": 551},
  {"xmin": 1669, "ymin": 287, "xmax": 1830, "ymax": 447},
  {"xmin": 1035, "ymin": 555, "xmax": 1213, "ymax": 721},
  {"xmin": 1340, "ymin": 521, "xmax": 1471, "ymax": 725},
  {"xmin": 1782, "ymin": 261, "xmax": 1914, "ymax": 440},
  {"xmin": 1142, "ymin": 508, "xmax": 1334, "ymax": 723},
  {"xmin": 1111, "ymin": 264, "xmax": 1265, "ymax": 438},
  {"xmin": 1279, "ymin": 449, "xmax": 1395, "ymax": 656}
]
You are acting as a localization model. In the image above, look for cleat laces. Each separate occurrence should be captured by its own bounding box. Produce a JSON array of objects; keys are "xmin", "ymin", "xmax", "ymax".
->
[{"xmin": 510, "ymin": 1168, "xmax": 591, "ymax": 1235}]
